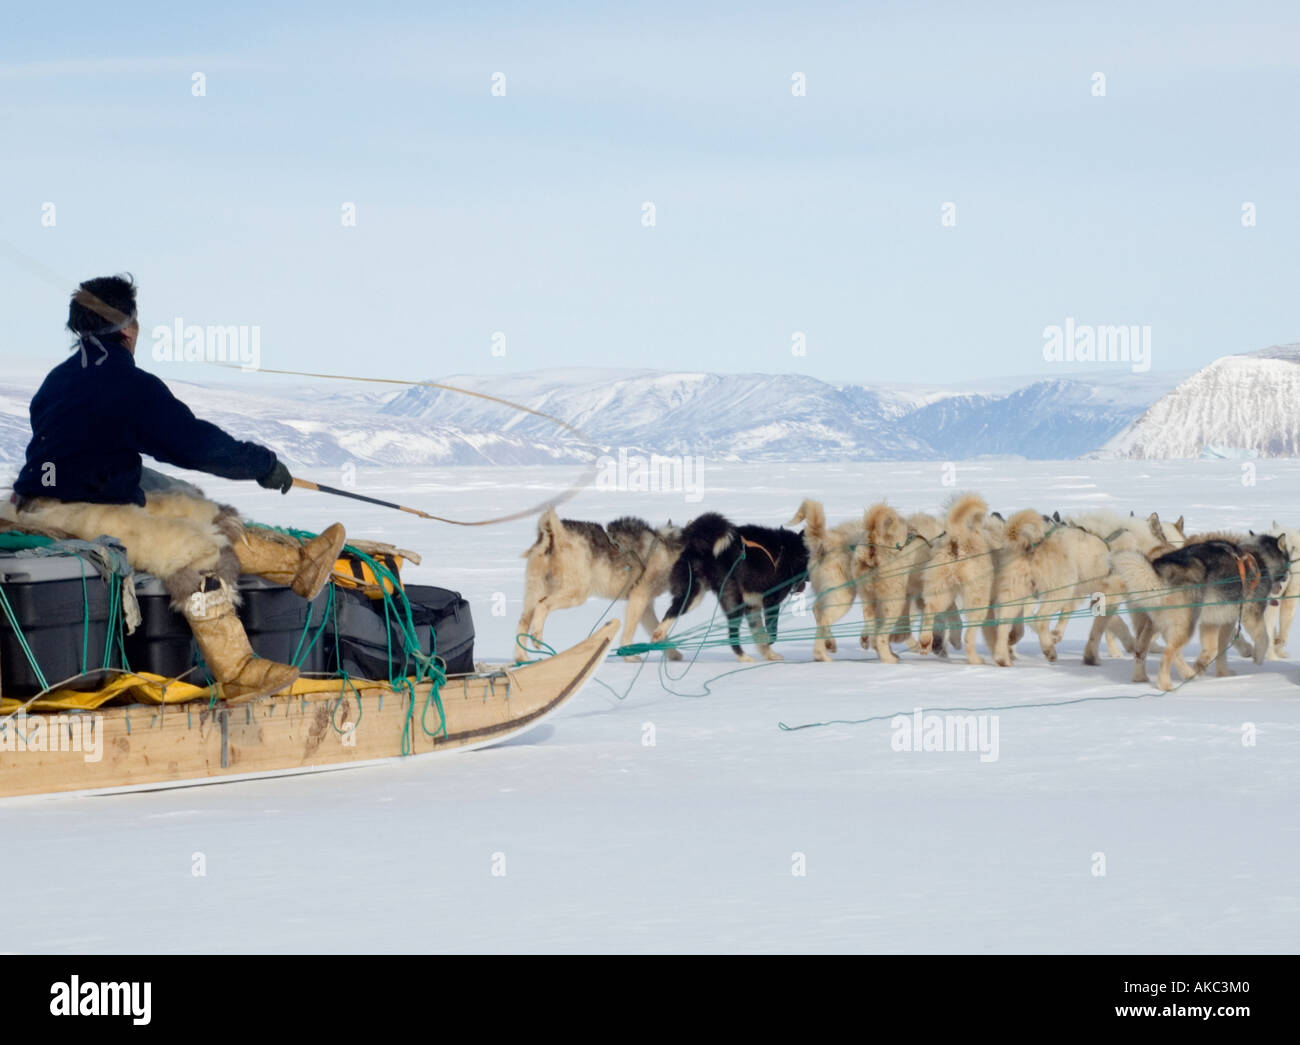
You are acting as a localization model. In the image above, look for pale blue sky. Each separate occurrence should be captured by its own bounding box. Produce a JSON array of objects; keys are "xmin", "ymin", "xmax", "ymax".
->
[{"xmin": 1, "ymin": 1, "xmax": 1297, "ymax": 385}]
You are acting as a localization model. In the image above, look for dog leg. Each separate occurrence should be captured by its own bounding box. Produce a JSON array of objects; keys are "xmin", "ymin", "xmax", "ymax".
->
[
  {"xmin": 812, "ymin": 605, "xmax": 835, "ymax": 661},
  {"xmin": 963, "ymin": 615, "xmax": 986, "ymax": 665},
  {"xmin": 515, "ymin": 566, "xmax": 545, "ymax": 660},
  {"xmin": 811, "ymin": 590, "xmax": 851, "ymax": 661},
  {"xmin": 874, "ymin": 594, "xmax": 905, "ymax": 665},
  {"xmin": 718, "ymin": 586, "xmax": 752, "ymax": 662},
  {"xmin": 728, "ymin": 608, "xmax": 759, "ymax": 665},
  {"xmin": 1217, "ymin": 622, "xmax": 1240, "ymax": 676},
  {"xmin": 990, "ymin": 594, "xmax": 1025, "ymax": 668},
  {"xmin": 650, "ymin": 614, "xmax": 676, "ymax": 645},
  {"xmin": 755, "ymin": 603, "xmax": 784, "ymax": 662},
  {"xmin": 1107, "ymin": 615, "xmax": 1136, "ymax": 655},
  {"xmin": 903, "ymin": 597, "xmax": 924, "ymax": 652},
  {"xmin": 915, "ymin": 594, "xmax": 939, "ymax": 655},
  {"xmin": 1275, "ymin": 593, "xmax": 1296, "ymax": 657},
  {"xmin": 941, "ymin": 608, "xmax": 962, "ymax": 654},
  {"xmin": 1213, "ymin": 622, "xmax": 1237, "ymax": 675},
  {"xmin": 1083, "ymin": 615, "xmax": 1107, "ymax": 666},
  {"xmin": 521, "ymin": 600, "xmax": 555, "ymax": 659},
  {"xmin": 1158, "ymin": 637, "xmax": 1184, "ymax": 691},
  {"xmin": 619, "ymin": 590, "xmax": 645, "ymax": 662},
  {"xmin": 972, "ymin": 598, "xmax": 1001, "ymax": 665},
  {"xmin": 1035, "ymin": 611, "xmax": 1058, "ymax": 663},
  {"xmin": 1129, "ymin": 614, "xmax": 1155, "ymax": 683},
  {"xmin": 651, "ymin": 584, "xmax": 704, "ymax": 646},
  {"xmin": 856, "ymin": 587, "xmax": 876, "ymax": 652},
  {"xmin": 1160, "ymin": 617, "xmax": 1200, "ymax": 690},
  {"xmin": 1051, "ymin": 607, "xmax": 1071, "ymax": 646},
  {"xmin": 515, "ymin": 608, "xmax": 537, "ymax": 661},
  {"xmin": 956, "ymin": 584, "xmax": 988, "ymax": 665},
  {"xmin": 1247, "ymin": 611, "xmax": 1272, "ymax": 666},
  {"xmin": 1193, "ymin": 620, "xmax": 1224, "ymax": 679},
  {"xmin": 638, "ymin": 601, "xmax": 682, "ymax": 661},
  {"xmin": 727, "ymin": 610, "xmax": 752, "ymax": 662}
]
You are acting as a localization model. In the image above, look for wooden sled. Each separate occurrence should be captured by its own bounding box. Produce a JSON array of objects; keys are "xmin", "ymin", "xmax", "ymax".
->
[{"xmin": 0, "ymin": 621, "xmax": 618, "ymax": 799}]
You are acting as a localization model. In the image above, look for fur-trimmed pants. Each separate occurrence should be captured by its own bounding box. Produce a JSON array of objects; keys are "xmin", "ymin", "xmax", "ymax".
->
[{"xmin": 11, "ymin": 491, "xmax": 245, "ymax": 604}]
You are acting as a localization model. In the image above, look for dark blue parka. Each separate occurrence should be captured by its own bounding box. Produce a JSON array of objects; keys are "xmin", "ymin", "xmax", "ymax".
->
[{"xmin": 13, "ymin": 334, "xmax": 277, "ymax": 505}]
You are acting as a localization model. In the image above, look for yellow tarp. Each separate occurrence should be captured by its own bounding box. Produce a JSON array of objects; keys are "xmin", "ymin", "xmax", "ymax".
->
[{"xmin": 1, "ymin": 673, "xmax": 380, "ymax": 715}]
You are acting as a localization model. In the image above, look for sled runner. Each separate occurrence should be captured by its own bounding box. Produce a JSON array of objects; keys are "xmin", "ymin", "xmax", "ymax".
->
[{"xmin": 0, "ymin": 620, "xmax": 617, "ymax": 798}]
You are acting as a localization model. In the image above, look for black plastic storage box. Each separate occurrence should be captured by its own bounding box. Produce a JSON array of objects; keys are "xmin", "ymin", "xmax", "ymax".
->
[
  {"xmin": 329, "ymin": 584, "xmax": 475, "ymax": 681},
  {"xmin": 238, "ymin": 576, "xmax": 331, "ymax": 675},
  {"xmin": 0, "ymin": 553, "xmax": 123, "ymax": 697},
  {"xmin": 127, "ymin": 574, "xmax": 330, "ymax": 680},
  {"xmin": 126, "ymin": 576, "xmax": 197, "ymax": 681}
]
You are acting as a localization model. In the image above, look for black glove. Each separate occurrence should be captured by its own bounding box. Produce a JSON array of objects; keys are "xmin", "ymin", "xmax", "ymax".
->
[{"xmin": 258, "ymin": 459, "xmax": 293, "ymax": 494}]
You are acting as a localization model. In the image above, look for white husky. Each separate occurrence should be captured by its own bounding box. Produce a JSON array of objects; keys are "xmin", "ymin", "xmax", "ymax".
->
[{"xmin": 1265, "ymin": 521, "xmax": 1300, "ymax": 659}]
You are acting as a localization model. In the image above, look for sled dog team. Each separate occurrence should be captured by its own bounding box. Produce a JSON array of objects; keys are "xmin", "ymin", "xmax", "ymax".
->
[{"xmin": 517, "ymin": 499, "xmax": 1299, "ymax": 691}]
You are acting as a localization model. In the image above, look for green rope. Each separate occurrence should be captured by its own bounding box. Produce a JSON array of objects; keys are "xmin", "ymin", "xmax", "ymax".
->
[
  {"xmin": 777, "ymin": 689, "xmax": 1176, "ymax": 732},
  {"xmin": 620, "ymin": 545, "xmax": 1288, "ymax": 658},
  {"xmin": 101, "ymin": 571, "xmax": 120, "ymax": 671},
  {"xmin": 79, "ymin": 567, "xmax": 89, "ymax": 674},
  {"xmin": 0, "ymin": 585, "xmax": 50, "ymax": 693},
  {"xmin": 290, "ymin": 583, "xmax": 335, "ymax": 669}
]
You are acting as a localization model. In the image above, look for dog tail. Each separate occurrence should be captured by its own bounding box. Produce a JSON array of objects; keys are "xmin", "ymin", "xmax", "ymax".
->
[
  {"xmin": 863, "ymin": 502, "xmax": 905, "ymax": 546},
  {"xmin": 945, "ymin": 492, "xmax": 988, "ymax": 534},
  {"xmin": 1110, "ymin": 550, "xmax": 1170, "ymax": 609},
  {"xmin": 1003, "ymin": 508, "xmax": 1046, "ymax": 549},
  {"xmin": 789, "ymin": 499, "xmax": 827, "ymax": 551},
  {"xmin": 684, "ymin": 511, "xmax": 737, "ymax": 559},
  {"xmin": 523, "ymin": 506, "xmax": 563, "ymax": 558}
]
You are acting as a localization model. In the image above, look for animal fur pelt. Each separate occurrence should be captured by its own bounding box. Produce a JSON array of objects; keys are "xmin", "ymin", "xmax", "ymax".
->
[{"xmin": 5, "ymin": 491, "xmax": 241, "ymax": 605}]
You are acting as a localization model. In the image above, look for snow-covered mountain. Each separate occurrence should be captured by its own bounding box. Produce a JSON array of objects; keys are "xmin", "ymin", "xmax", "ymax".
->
[
  {"xmin": 381, "ymin": 368, "xmax": 1180, "ymax": 462},
  {"xmin": 1099, "ymin": 344, "xmax": 1300, "ymax": 459},
  {"xmin": 0, "ymin": 364, "xmax": 1186, "ymax": 471}
]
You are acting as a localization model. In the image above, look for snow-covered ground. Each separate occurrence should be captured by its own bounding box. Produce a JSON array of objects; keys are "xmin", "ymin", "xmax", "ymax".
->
[{"xmin": 3, "ymin": 459, "xmax": 1300, "ymax": 953}]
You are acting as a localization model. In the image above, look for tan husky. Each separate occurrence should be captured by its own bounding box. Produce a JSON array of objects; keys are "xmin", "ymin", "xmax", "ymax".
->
[
  {"xmin": 517, "ymin": 509, "xmax": 683, "ymax": 662},
  {"xmin": 852, "ymin": 503, "xmax": 934, "ymax": 663},
  {"xmin": 990, "ymin": 511, "xmax": 1110, "ymax": 666},
  {"xmin": 917, "ymin": 493, "xmax": 998, "ymax": 664},
  {"xmin": 789, "ymin": 499, "xmax": 864, "ymax": 661}
]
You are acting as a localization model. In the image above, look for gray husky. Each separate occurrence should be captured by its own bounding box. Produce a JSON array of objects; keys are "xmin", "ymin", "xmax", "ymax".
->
[
  {"xmin": 1111, "ymin": 532, "xmax": 1290, "ymax": 690},
  {"xmin": 517, "ymin": 508, "xmax": 683, "ymax": 662}
]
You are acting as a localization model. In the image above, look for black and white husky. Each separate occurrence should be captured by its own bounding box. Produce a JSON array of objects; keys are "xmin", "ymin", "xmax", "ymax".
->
[
  {"xmin": 652, "ymin": 512, "xmax": 809, "ymax": 662},
  {"xmin": 1111, "ymin": 531, "xmax": 1290, "ymax": 690}
]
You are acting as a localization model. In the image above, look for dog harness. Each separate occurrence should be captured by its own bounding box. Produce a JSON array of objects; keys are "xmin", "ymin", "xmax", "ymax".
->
[
  {"xmin": 741, "ymin": 535, "xmax": 779, "ymax": 568},
  {"xmin": 1235, "ymin": 551, "xmax": 1262, "ymax": 598}
]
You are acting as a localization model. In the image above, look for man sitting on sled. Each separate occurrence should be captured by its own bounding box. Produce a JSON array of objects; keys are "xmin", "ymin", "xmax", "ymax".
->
[{"xmin": 3, "ymin": 274, "xmax": 347, "ymax": 703}]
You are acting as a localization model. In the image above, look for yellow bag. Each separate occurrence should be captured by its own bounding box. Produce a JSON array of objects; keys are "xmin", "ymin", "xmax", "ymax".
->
[{"xmin": 332, "ymin": 551, "xmax": 404, "ymax": 599}]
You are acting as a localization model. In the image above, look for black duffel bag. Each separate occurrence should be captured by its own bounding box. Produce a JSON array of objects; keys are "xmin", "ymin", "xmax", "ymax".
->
[{"xmin": 329, "ymin": 584, "xmax": 475, "ymax": 681}]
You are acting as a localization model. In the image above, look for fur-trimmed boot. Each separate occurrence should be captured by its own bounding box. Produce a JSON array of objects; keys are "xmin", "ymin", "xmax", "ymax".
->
[
  {"xmin": 183, "ymin": 579, "xmax": 299, "ymax": 704},
  {"xmin": 233, "ymin": 523, "xmax": 347, "ymax": 599}
]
